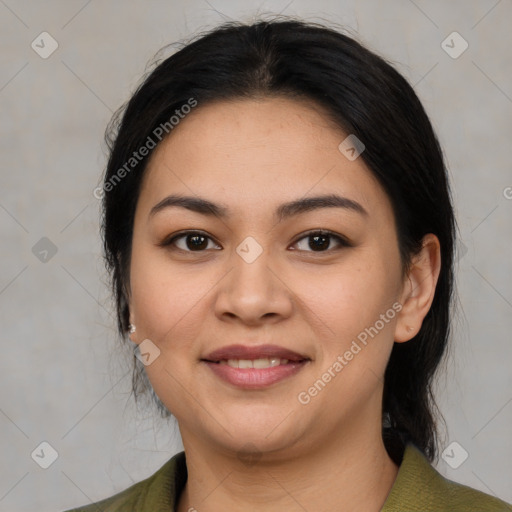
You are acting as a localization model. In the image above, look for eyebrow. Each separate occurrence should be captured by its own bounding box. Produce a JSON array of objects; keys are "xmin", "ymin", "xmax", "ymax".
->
[{"xmin": 149, "ymin": 193, "xmax": 368, "ymax": 221}]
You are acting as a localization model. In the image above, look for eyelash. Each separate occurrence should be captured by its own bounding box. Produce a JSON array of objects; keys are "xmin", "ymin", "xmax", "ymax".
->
[{"xmin": 160, "ymin": 229, "xmax": 351, "ymax": 254}]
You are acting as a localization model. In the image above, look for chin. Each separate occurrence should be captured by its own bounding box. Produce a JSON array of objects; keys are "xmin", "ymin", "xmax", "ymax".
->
[{"xmin": 207, "ymin": 412, "xmax": 306, "ymax": 455}]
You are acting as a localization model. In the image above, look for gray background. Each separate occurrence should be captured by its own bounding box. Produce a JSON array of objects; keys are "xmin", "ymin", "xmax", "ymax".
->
[{"xmin": 1, "ymin": 1, "xmax": 511, "ymax": 511}]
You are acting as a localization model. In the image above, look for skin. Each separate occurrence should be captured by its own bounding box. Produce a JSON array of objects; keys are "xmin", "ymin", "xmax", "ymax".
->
[{"xmin": 127, "ymin": 97, "xmax": 441, "ymax": 512}]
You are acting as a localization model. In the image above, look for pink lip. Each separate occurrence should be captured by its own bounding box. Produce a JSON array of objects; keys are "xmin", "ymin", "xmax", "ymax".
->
[
  {"xmin": 201, "ymin": 344, "xmax": 310, "ymax": 389},
  {"xmin": 203, "ymin": 360, "xmax": 308, "ymax": 389}
]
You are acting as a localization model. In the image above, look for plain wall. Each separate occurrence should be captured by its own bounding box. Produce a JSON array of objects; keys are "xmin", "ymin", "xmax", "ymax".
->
[{"xmin": 0, "ymin": 1, "xmax": 511, "ymax": 510}]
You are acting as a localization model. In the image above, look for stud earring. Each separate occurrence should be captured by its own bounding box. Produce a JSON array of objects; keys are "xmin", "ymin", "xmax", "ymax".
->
[
  {"xmin": 406, "ymin": 326, "xmax": 414, "ymax": 333},
  {"xmin": 129, "ymin": 324, "xmax": 136, "ymax": 334}
]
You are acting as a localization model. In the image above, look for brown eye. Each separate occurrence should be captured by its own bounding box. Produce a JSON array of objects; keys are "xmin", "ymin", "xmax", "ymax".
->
[
  {"xmin": 292, "ymin": 230, "xmax": 350, "ymax": 252},
  {"xmin": 162, "ymin": 231, "xmax": 221, "ymax": 252}
]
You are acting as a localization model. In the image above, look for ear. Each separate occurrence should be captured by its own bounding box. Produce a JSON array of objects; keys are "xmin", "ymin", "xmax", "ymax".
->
[{"xmin": 394, "ymin": 233, "xmax": 441, "ymax": 343}]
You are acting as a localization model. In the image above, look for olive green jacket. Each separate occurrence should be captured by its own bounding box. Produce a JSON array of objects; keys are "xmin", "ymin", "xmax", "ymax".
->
[{"xmin": 64, "ymin": 443, "xmax": 512, "ymax": 511}]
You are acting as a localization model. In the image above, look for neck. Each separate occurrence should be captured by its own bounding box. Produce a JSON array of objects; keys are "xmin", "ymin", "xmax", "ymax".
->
[{"xmin": 176, "ymin": 423, "xmax": 399, "ymax": 512}]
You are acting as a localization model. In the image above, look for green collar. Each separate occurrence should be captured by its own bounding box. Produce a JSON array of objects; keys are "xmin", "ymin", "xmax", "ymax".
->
[
  {"xmin": 66, "ymin": 442, "xmax": 511, "ymax": 511},
  {"xmin": 381, "ymin": 443, "xmax": 510, "ymax": 511},
  {"xmin": 167, "ymin": 443, "xmax": 509, "ymax": 511}
]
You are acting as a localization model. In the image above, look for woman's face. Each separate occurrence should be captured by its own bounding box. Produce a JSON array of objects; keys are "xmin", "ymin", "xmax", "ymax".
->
[{"xmin": 128, "ymin": 97, "xmax": 411, "ymax": 459}]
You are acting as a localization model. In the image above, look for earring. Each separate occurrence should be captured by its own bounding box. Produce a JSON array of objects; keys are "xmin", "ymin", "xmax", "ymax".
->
[
  {"xmin": 406, "ymin": 326, "xmax": 414, "ymax": 333},
  {"xmin": 129, "ymin": 324, "xmax": 136, "ymax": 334}
]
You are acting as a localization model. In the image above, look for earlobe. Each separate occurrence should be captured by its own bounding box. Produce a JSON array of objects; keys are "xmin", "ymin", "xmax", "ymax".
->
[
  {"xmin": 128, "ymin": 319, "xmax": 138, "ymax": 343},
  {"xmin": 394, "ymin": 233, "xmax": 441, "ymax": 343}
]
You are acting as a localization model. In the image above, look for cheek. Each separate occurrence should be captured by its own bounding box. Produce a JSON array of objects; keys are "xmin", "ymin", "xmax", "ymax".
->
[
  {"xmin": 306, "ymin": 256, "xmax": 396, "ymax": 340},
  {"xmin": 129, "ymin": 243, "xmax": 227, "ymax": 354},
  {"xmin": 305, "ymin": 261, "xmax": 398, "ymax": 403},
  {"xmin": 129, "ymin": 244, "xmax": 195, "ymax": 340}
]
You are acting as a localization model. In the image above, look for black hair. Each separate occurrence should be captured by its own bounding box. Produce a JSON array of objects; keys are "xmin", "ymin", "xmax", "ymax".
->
[{"xmin": 100, "ymin": 16, "xmax": 457, "ymax": 465}]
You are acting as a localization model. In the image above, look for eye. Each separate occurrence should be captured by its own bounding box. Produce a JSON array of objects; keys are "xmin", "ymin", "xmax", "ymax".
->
[
  {"xmin": 161, "ymin": 231, "xmax": 221, "ymax": 252},
  {"xmin": 160, "ymin": 229, "xmax": 350, "ymax": 254},
  {"xmin": 291, "ymin": 230, "xmax": 350, "ymax": 253}
]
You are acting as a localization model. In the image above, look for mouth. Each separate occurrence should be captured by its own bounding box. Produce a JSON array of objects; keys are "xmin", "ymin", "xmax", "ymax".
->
[
  {"xmin": 210, "ymin": 357, "xmax": 297, "ymax": 369},
  {"xmin": 202, "ymin": 344, "xmax": 309, "ymax": 363},
  {"xmin": 201, "ymin": 344, "xmax": 310, "ymax": 389}
]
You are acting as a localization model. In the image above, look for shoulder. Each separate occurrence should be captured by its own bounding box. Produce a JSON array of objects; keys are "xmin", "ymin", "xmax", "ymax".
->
[
  {"xmin": 62, "ymin": 479, "xmax": 149, "ymax": 512},
  {"xmin": 382, "ymin": 443, "xmax": 512, "ymax": 511},
  {"xmin": 62, "ymin": 451, "xmax": 187, "ymax": 512}
]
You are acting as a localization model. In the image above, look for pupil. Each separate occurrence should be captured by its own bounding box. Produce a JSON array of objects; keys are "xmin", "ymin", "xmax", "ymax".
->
[
  {"xmin": 187, "ymin": 234, "xmax": 207, "ymax": 250},
  {"xmin": 310, "ymin": 234, "xmax": 329, "ymax": 251}
]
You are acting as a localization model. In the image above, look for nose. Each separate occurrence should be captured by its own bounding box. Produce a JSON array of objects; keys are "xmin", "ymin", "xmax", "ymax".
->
[{"xmin": 213, "ymin": 244, "xmax": 294, "ymax": 326}]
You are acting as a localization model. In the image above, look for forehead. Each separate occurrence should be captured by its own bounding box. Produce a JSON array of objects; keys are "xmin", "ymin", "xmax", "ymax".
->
[{"xmin": 138, "ymin": 97, "xmax": 392, "ymax": 223}]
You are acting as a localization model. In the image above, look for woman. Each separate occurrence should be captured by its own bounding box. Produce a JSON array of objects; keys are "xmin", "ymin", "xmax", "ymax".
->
[{"xmin": 65, "ymin": 17, "xmax": 512, "ymax": 512}]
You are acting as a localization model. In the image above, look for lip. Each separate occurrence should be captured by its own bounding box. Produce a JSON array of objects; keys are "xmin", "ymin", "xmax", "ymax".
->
[
  {"xmin": 203, "ymin": 344, "xmax": 309, "ymax": 362},
  {"xmin": 201, "ymin": 344, "xmax": 310, "ymax": 389}
]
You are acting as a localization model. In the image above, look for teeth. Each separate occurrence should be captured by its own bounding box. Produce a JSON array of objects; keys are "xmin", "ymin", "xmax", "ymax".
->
[{"xmin": 223, "ymin": 358, "xmax": 290, "ymax": 369}]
